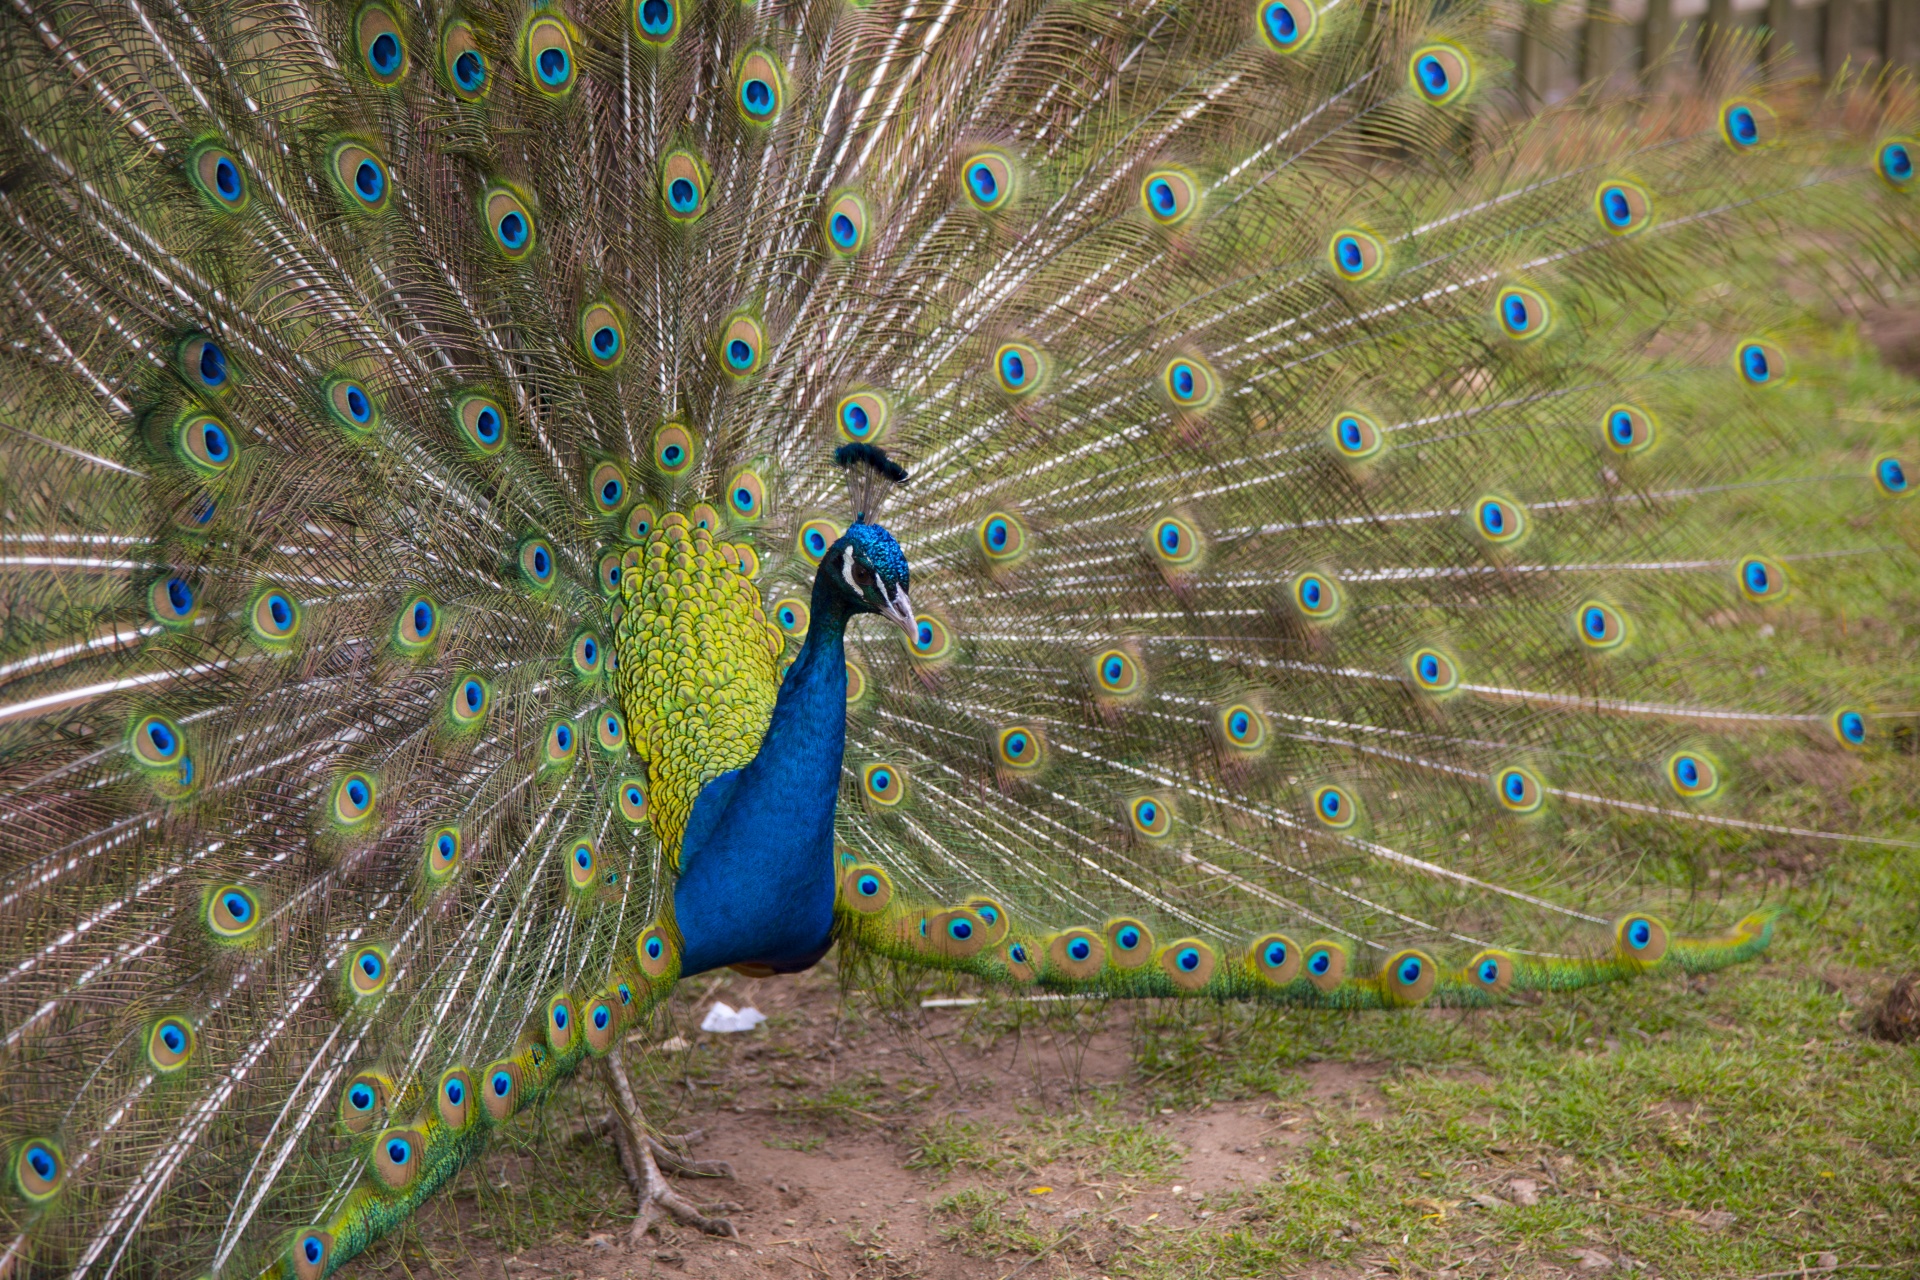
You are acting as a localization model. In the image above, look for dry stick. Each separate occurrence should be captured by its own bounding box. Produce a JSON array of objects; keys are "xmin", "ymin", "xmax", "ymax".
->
[{"xmin": 1744, "ymin": 1266, "xmax": 1915, "ymax": 1280}]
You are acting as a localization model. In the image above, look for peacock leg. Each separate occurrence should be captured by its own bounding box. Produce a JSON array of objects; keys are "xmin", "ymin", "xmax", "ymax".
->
[{"xmin": 603, "ymin": 1049, "xmax": 742, "ymax": 1241}]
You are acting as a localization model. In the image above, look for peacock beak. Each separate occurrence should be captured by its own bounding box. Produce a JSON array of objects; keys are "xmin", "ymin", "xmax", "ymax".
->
[{"xmin": 879, "ymin": 583, "xmax": 915, "ymax": 637}]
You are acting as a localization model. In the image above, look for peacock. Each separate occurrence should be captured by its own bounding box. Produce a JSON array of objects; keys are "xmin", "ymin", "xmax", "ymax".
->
[{"xmin": 0, "ymin": 0, "xmax": 1916, "ymax": 1272}]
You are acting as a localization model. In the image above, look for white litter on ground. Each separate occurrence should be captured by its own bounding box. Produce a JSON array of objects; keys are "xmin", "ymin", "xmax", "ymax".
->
[{"xmin": 700, "ymin": 1001, "xmax": 767, "ymax": 1033}]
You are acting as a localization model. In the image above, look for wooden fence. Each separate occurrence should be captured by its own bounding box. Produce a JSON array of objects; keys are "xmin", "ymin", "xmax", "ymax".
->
[{"xmin": 1509, "ymin": 0, "xmax": 1917, "ymax": 105}]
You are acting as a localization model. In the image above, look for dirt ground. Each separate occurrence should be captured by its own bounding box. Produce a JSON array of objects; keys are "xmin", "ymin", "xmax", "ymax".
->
[{"xmin": 363, "ymin": 964, "xmax": 1385, "ymax": 1280}]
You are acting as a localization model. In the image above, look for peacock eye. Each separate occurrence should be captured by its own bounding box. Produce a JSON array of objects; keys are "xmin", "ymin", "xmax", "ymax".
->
[{"xmin": 852, "ymin": 562, "xmax": 877, "ymax": 590}]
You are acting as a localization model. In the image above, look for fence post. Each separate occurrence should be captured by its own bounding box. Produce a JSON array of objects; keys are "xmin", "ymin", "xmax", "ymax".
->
[
  {"xmin": 1581, "ymin": 0, "xmax": 1615, "ymax": 84},
  {"xmin": 1887, "ymin": 0, "xmax": 1916, "ymax": 70},
  {"xmin": 1762, "ymin": 0, "xmax": 1795, "ymax": 77},
  {"xmin": 1642, "ymin": 0, "xmax": 1675, "ymax": 83},
  {"xmin": 1824, "ymin": 0, "xmax": 1855, "ymax": 79}
]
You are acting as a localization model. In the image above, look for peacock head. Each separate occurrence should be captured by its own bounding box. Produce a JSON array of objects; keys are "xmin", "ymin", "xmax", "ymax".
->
[{"xmin": 822, "ymin": 520, "xmax": 914, "ymax": 637}]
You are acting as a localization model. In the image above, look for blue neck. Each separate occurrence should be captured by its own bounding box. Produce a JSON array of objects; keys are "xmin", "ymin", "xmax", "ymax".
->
[{"xmin": 669, "ymin": 574, "xmax": 854, "ymax": 977}]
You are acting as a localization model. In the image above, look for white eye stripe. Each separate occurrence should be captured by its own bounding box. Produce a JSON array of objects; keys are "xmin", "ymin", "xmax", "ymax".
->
[{"xmin": 840, "ymin": 546, "xmax": 857, "ymax": 588}]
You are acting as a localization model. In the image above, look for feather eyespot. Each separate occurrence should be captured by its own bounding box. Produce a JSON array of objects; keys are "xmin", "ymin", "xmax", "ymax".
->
[
  {"xmin": 1310, "ymin": 784, "xmax": 1357, "ymax": 829},
  {"xmin": 1593, "ymin": 179, "xmax": 1653, "ymax": 235},
  {"xmin": 1664, "ymin": 751, "xmax": 1720, "ymax": 799},
  {"xmin": 835, "ymin": 391, "xmax": 890, "ymax": 443},
  {"xmin": 1718, "ymin": 98, "xmax": 1777, "ymax": 151},
  {"xmin": 1874, "ymin": 453, "xmax": 1911, "ymax": 497},
  {"xmin": 720, "ymin": 315, "xmax": 766, "ymax": 377},
  {"xmin": 618, "ymin": 778, "xmax": 650, "ymax": 825},
  {"xmin": 1150, "ymin": 515, "xmax": 1202, "ymax": 567},
  {"xmin": 524, "ymin": 15, "xmax": 577, "ymax": 95},
  {"xmin": 1471, "ymin": 495, "xmax": 1526, "ymax": 544},
  {"xmin": 993, "ymin": 341, "xmax": 1044, "ymax": 396},
  {"xmin": 566, "ymin": 838, "xmax": 597, "ymax": 890},
  {"xmin": 356, "ymin": 3, "xmax": 408, "ymax": 84},
  {"xmin": 861, "ymin": 761, "xmax": 907, "ymax": 808},
  {"xmin": 635, "ymin": 925, "xmax": 675, "ymax": 978},
  {"xmin": 545, "ymin": 720, "xmax": 578, "ymax": 766},
  {"xmin": 688, "ymin": 502, "xmax": 721, "ymax": 532},
  {"xmin": 439, "ymin": 1068, "xmax": 476, "ymax": 1128},
  {"xmin": 1603, "ymin": 403, "xmax": 1656, "ymax": 454},
  {"xmin": 1162, "ymin": 355, "xmax": 1217, "ymax": 409},
  {"xmin": 1126, "ymin": 795, "xmax": 1173, "ymax": 839},
  {"xmin": 14, "ymin": 1141, "xmax": 65, "ymax": 1202},
  {"xmin": 481, "ymin": 1060, "xmax": 523, "ymax": 1120},
  {"xmin": 1409, "ymin": 42, "xmax": 1471, "ymax": 105},
  {"xmin": 518, "ymin": 538, "xmax": 557, "ymax": 588},
  {"xmin": 395, "ymin": 595, "xmax": 439, "ymax": 653},
  {"xmin": 907, "ymin": 614, "xmax": 953, "ymax": 662},
  {"xmin": 1251, "ymin": 933, "xmax": 1302, "ymax": 984},
  {"xmin": 442, "ymin": 20, "xmax": 489, "ymax": 99},
  {"xmin": 372, "ymin": 1128, "xmax": 423, "ymax": 1190},
  {"xmin": 995, "ymin": 725, "xmax": 1045, "ymax": 771},
  {"xmin": 1832, "ymin": 708, "xmax": 1869, "ymax": 749},
  {"xmin": 1735, "ymin": 554, "xmax": 1787, "ymax": 603},
  {"xmin": 545, "ymin": 993, "xmax": 576, "ymax": 1050},
  {"xmin": 627, "ymin": 503, "xmax": 659, "ymax": 542},
  {"xmin": 653, "ymin": 424, "xmax": 696, "ymax": 476},
  {"xmin": 149, "ymin": 575, "xmax": 199, "ymax": 626},
  {"xmin": 332, "ymin": 772, "xmax": 377, "ymax": 827},
  {"xmin": 324, "ymin": 375, "xmax": 380, "ymax": 435},
  {"xmin": 796, "ymin": 518, "xmax": 843, "ymax": 565},
  {"xmin": 1258, "ymin": 0, "xmax": 1318, "ymax": 53},
  {"xmin": 961, "ymin": 151, "xmax": 1015, "ymax": 212},
  {"xmin": 773, "ymin": 597, "xmax": 810, "ymax": 638},
  {"xmin": 1494, "ymin": 766, "xmax": 1545, "ymax": 814},
  {"xmin": 1467, "ymin": 950, "xmax": 1515, "ymax": 995},
  {"xmin": 171, "ymin": 411, "xmax": 236, "ymax": 475},
  {"xmin": 1328, "ymin": 228, "xmax": 1385, "ymax": 281},
  {"xmin": 1614, "ymin": 914, "xmax": 1669, "ymax": 964},
  {"xmin": 250, "ymin": 587, "xmax": 302, "ymax": 646},
  {"xmin": 735, "ymin": 50, "xmax": 785, "ymax": 124},
  {"xmin": 598, "ymin": 550, "xmax": 625, "ymax": 595},
  {"xmin": 1218, "ymin": 703, "xmax": 1267, "ymax": 752},
  {"xmin": 728, "ymin": 469, "xmax": 767, "ymax": 521},
  {"xmin": 633, "ymin": 0, "xmax": 680, "ymax": 45},
  {"xmin": 177, "ymin": 334, "xmax": 232, "ymax": 397},
  {"xmin": 443, "ymin": 675, "xmax": 487, "ymax": 725},
  {"xmin": 571, "ymin": 632, "xmax": 602, "ymax": 677},
  {"xmin": 330, "ymin": 141, "xmax": 390, "ymax": 212},
  {"xmin": 1100, "ymin": 919, "xmax": 1151, "ymax": 968},
  {"xmin": 824, "ymin": 191, "xmax": 870, "ymax": 255},
  {"xmin": 1408, "ymin": 648, "xmax": 1459, "ymax": 693},
  {"xmin": 580, "ymin": 302, "xmax": 627, "ymax": 369},
  {"xmin": 1303, "ymin": 940, "xmax": 1347, "ymax": 991},
  {"xmin": 425, "ymin": 826, "xmax": 462, "ymax": 881},
  {"xmin": 585, "ymin": 993, "xmax": 619, "ymax": 1053},
  {"xmin": 207, "ymin": 884, "xmax": 263, "ymax": 941},
  {"xmin": 189, "ymin": 140, "xmax": 248, "ymax": 211},
  {"xmin": 1576, "ymin": 600, "xmax": 1626, "ymax": 650},
  {"xmin": 348, "ymin": 944, "xmax": 390, "ymax": 997},
  {"xmin": 1877, "ymin": 137, "xmax": 1916, "ymax": 189},
  {"xmin": 588, "ymin": 462, "xmax": 627, "ymax": 516},
  {"xmin": 484, "ymin": 185, "xmax": 536, "ymax": 258},
  {"xmin": 1140, "ymin": 169, "xmax": 1200, "ymax": 226},
  {"xmin": 1329, "ymin": 410, "xmax": 1385, "ymax": 461},
  {"xmin": 842, "ymin": 865, "xmax": 892, "ymax": 911},
  {"xmin": 596, "ymin": 711, "xmax": 626, "ymax": 754},
  {"xmin": 1495, "ymin": 285, "xmax": 1551, "ymax": 340},
  {"xmin": 1159, "ymin": 938, "xmax": 1216, "ymax": 990},
  {"xmin": 130, "ymin": 715, "xmax": 186, "ymax": 768},
  {"xmin": 1736, "ymin": 339, "xmax": 1786, "ymax": 386},
  {"xmin": 661, "ymin": 150, "xmax": 709, "ymax": 221},
  {"xmin": 1382, "ymin": 950, "xmax": 1436, "ymax": 1005},
  {"xmin": 1093, "ymin": 648, "xmax": 1143, "ymax": 697},
  {"xmin": 454, "ymin": 393, "xmax": 508, "ymax": 454},
  {"xmin": 977, "ymin": 511, "xmax": 1028, "ymax": 564},
  {"xmin": 1290, "ymin": 571, "xmax": 1342, "ymax": 620},
  {"xmin": 147, "ymin": 1016, "xmax": 197, "ymax": 1071},
  {"xmin": 1046, "ymin": 929, "xmax": 1105, "ymax": 979}
]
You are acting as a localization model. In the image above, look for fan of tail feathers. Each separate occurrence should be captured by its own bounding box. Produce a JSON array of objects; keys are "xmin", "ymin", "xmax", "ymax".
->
[{"xmin": 2, "ymin": 0, "xmax": 1918, "ymax": 1271}]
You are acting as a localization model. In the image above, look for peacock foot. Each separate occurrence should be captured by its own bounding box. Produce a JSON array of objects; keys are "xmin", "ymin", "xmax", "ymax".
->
[{"xmin": 602, "ymin": 1050, "xmax": 741, "ymax": 1243}]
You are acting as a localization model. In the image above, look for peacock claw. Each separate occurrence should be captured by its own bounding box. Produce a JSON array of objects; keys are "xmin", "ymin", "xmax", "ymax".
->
[{"xmin": 603, "ymin": 1052, "xmax": 740, "ymax": 1242}]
